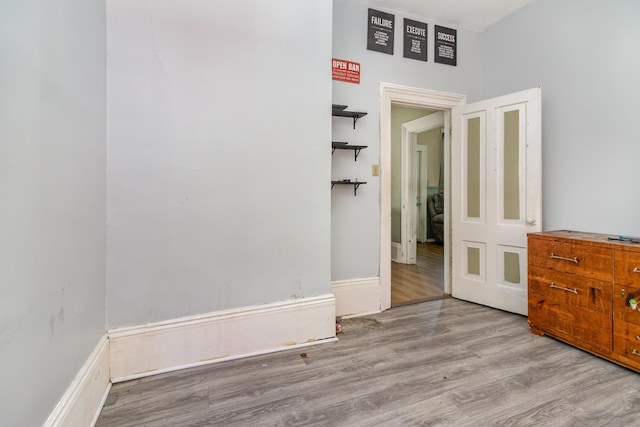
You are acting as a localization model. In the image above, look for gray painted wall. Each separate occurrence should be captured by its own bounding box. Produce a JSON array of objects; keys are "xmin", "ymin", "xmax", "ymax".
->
[
  {"xmin": 482, "ymin": 0, "xmax": 640, "ymax": 235},
  {"xmin": 106, "ymin": 0, "xmax": 333, "ymax": 327},
  {"xmin": 331, "ymin": 0, "xmax": 484, "ymax": 280},
  {"xmin": 0, "ymin": 0, "xmax": 107, "ymax": 425}
]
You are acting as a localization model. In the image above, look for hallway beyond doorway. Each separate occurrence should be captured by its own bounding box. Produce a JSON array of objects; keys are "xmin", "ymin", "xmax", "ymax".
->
[{"xmin": 391, "ymin": 243, "xmax": 445, "ymax": 306}]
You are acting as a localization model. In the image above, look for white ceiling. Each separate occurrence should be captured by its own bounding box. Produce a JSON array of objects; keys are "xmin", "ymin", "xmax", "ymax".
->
[{"xmin": 362, "ymin": 0, "xmax": 538, "ymax": 31}]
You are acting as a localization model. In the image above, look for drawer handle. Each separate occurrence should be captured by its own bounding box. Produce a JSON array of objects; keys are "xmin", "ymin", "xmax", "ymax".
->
[
  {"xmin": 550, "ymin": 253, "xmax": 579, "ymax": 263},
  {"xmin": 633, "ymin": 267, "xmax": 640, "ymax": 274},
  {"xmin": 550, "ymin": 282, "xmax": 578, "ymax": 294},
  {"xmin": 633, "ymin": 349, "xmax": 640, "ymax": 357}
]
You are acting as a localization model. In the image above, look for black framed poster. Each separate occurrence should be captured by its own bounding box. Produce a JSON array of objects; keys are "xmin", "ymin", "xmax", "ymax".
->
[
  {"xmin": 403, "ymin": 18, "xmax": 427, "ymax": 61},
  {"xmin": 434, "ymin": 25, "xmax": 457, "ymax": 66},
  {"xmin": 367, "ymin": 8, "xmax": 395, "ymax": 55}
]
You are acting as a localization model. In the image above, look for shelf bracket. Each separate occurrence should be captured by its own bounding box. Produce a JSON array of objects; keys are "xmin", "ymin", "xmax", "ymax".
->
[
  {"xmin": 352, "ymin": 182, "xmax": 361, "ymax": 196},
  {"xmin": 354, "ymin": 148, "xmax": 362, "ymax": 161}
]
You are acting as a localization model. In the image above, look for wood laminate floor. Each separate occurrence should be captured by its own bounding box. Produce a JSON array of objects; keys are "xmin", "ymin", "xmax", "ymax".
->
[
  {"xmin": 96, "ymin": 298, "xmax": 640, "ymax": 426},
  {"xmin": 392, "ymin": 242, "xmax": 444, "ymax": 306}
]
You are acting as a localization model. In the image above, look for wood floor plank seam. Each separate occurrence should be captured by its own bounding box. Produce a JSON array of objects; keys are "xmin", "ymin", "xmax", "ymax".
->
[{"xmin": 96, "ymin": 298, "xmax": 640, "ymax": 426}]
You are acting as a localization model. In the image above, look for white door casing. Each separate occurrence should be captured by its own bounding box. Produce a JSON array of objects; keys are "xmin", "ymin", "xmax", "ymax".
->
[
  {"xmin": 380, "ymin": 83, "xmax": 466, "ymax": 311},
  {"xmin": 451, "ymin": 87, "xmax": 542, "ymax": 315},
  {"xmin": 416, "ymin": 145, "xmax": 428, "ymax": 243}
]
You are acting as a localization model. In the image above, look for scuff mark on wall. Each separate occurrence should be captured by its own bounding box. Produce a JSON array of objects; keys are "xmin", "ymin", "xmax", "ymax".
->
[
  {"xmin": 49, "ymin": 315, "xmax": 55, "ymax": 337},
  {"xmin": 145, "ymin": 0, "xmax": 169, "ymax": 79}
]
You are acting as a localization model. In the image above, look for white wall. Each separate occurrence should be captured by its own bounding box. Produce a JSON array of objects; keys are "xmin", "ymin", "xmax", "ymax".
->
[
  {"xmin": 0, "ymin": 0, "xmax": 107, "ymax": 425},
  {"xmin": 482, "ymin": 0, "xmax": 640, "ymax": 235},
  {"xmin": 107, "ymin": 0, "xmax": 333, "ymax": 327},
  {"xmin": 418, "ymin": 127, "xmax": 443, "ymax": 187},
  {"xmin": 331, "ymin": 0, "xmax": 484, "ymax": 280}
]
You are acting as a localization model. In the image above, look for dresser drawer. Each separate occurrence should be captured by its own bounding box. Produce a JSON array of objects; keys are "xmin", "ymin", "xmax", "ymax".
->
[
  {"xmin": 528, "ymin": 238, "xmax": 612, "ymax": 282},
  {"xmin": 528, "ymin": 300, "xmax": 612, "ymax": 353},
  {"xmin": 614, "ymin": 249, "xmax": 640, "ymax": 287},
  {"xmin": 529, "ymin": 266, "xmax": 611, "ymax": 315},
  {"xmin": 613, "ymin": 320, "xmax": 640, "ymax": 370},
  {"xmin": 613, "ymin": 284, "xmax": 640, "ymax": 325}
]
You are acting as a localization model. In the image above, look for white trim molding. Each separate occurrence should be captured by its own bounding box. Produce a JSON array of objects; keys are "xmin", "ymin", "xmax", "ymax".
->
[
  {"xmin": 43, "ymin": 335, "xmax": 111, "ymax": 427},
  {"xmin": 108, "ymin": 294, "xmax": 337, "ymax": 382},
  {"xmin": 331, "ymin": 277, "xmax": 381, "ymax": 318}
]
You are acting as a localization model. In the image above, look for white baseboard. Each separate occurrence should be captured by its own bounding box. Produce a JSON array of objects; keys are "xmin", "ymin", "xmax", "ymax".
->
[
  {"xmin": 43, "ymin": 335, "xmax": 111, "ymax": 427},
  {"xmin": 331, "ymin": 277, "xmax": 381, "ymax": 318},
  {"xmin": 391, "ymin": 242, "xmax": 401, "ymax": 262},
  {"xmin": 108, "ymin": 294, "xmax": 337, "ymax": 382}
]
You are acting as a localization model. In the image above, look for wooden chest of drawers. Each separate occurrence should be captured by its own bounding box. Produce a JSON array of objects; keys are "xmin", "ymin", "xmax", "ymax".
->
[{"xmin": 528, "ymin": 230, "xmax": 640, "ymax": 372}]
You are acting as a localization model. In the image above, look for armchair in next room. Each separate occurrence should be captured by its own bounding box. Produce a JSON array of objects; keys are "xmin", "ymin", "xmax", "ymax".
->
[{"xmin": 427, "ymin": 192, "xmax": 444, "ymax": 244}]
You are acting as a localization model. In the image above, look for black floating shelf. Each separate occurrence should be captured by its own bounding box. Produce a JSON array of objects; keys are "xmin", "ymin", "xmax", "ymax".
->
[
  {"xmin": 332, "ymin": 141, "xmax": 368, "ymax": 161},
  {"xmin": 332, "ymin": 104, "xmax": 367, "ymax": 129},
  {"xmin": 331, "ymin": 180, "xmax": 367, "ymax": 196}
]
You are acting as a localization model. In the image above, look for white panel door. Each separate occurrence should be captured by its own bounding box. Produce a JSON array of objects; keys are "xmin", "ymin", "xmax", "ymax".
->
[{"xmin": 451, "ymin": 88, "xmax": 542, "ymax": 315}]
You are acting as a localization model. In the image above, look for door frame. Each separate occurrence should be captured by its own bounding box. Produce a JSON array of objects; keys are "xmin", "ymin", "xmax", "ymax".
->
[
  {"xmin": 415, "ymin": 144, "xmax": 428, "ymax": 243},
  {"xmin": 379, "ymin": 83, "xmax": 466, "ymax": 311},
  {"xmin": 399, "ymin": 111, "xmax": 444, "ymax": 264}
]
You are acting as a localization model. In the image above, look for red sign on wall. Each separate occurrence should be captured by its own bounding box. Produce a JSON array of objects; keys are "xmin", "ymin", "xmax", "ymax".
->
[{"xmin": 332, "ymin": 58, "xmax": 360, "ymax": 84}]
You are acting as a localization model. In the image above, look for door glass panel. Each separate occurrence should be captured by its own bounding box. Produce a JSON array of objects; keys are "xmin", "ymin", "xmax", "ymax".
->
[
  {"xmin": 467, "ymin": 117, "xmax": 481, "ymax": 218},
  {"xmin": 504, "ymin": 251, "xmax": 520, "ymax": 284},
  {"xmin": 467, "ymin": 247, "xmax": 480, "ymax": 276},
  {"xmin": 503, "ymin": 110, "xmax": 520, "ymax": 220}
]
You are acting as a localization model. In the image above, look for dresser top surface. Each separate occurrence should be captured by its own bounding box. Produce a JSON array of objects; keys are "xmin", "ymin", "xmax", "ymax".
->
[{"xmin": 528, "ymin": 230, "xmax": 640, "ymax": 252}]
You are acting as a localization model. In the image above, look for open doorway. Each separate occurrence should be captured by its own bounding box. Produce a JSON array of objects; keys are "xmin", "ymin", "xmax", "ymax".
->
[
  {"xmin": 390, "ymin": 106, "xmax": 445, "ymax": 306},
  {"xmin": 379, "ymin": 83, "xmax": 466, "ymax": 312}
]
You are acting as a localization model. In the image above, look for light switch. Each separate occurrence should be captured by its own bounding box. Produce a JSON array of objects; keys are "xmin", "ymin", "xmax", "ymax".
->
[{"xmin": 372, "ymin": 164, "xmax": 380, "ymax": 176}]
